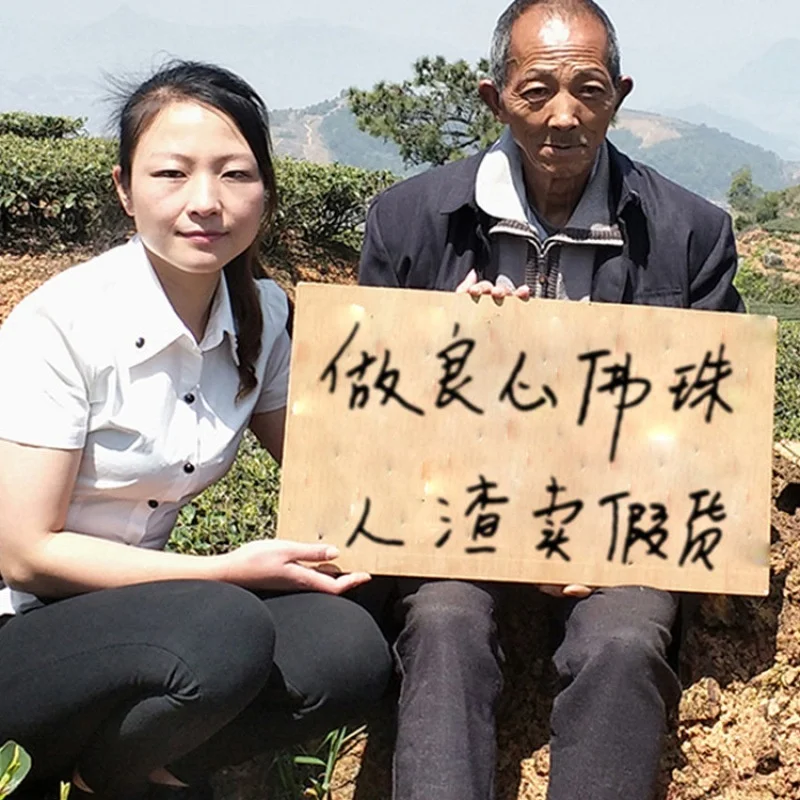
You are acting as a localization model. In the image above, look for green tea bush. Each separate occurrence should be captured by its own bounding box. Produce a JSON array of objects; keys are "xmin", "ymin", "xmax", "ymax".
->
[
  {"xmin": 763, "ymin": 217, "xmax": 800, "ymax": 235},
  {"xmin": 734, "ymin": 258, "xmax": 800, "ymax": 306},
  {"xmin": 0, "ymin": 112, "xmax": 85, "ymax": 140},
  {"xmin": 735, "ymin": 258, "xmax": 800, "ymax": 440},
  {"xmin": 0, "ymin": 124, "xmax": 396, "ymax": 253},
  {"xmin": 274, "ymin": 158, "xmax": 395, "ymax": 249},
  {"xmin": 774, "ymin": 322, "xmax": 800, "ymax": 441},
  {"xmin": 168, "ymin": 432, "xmax": 281, "ymax": 553},
  {"xmin": 0, "ymin": 133, "xmax": 119, "ymax": 249}
]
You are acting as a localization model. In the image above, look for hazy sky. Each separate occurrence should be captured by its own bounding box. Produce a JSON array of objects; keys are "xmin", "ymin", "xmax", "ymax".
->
[{"xmin": 4, "ymin": 0, "xmax": 800, "ymax": 111}]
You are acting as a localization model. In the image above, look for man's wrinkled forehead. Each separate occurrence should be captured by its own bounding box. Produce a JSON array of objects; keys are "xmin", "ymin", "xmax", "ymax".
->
[{"xmin": 506, "ymin": 7, "xmax": 611, "ymax": 74}]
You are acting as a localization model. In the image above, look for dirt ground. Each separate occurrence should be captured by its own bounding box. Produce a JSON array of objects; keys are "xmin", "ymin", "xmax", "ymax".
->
[
  {"xmin": 738, "ymin": 230, "xmax": 800, "ymax": 280},
  {"xmin": 4, "ymin": 250, "xmax": 800, "ymax": 800},
  {"xmin": 212, "ymin": 451, "xmax": 800, "ymax": 800}
]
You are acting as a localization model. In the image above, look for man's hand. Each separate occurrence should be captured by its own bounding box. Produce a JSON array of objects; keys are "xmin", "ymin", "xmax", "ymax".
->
[
  {"xmin": 538, "ymin": 584, "xmax": 594, "ymax": 598},
  {"xmin": 456, "ymin": 269, "xmax": 531, "ymax": 301}
]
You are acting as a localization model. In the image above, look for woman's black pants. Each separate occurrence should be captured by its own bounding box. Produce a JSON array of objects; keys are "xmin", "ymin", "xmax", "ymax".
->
[{"xmin": 0, "ymin": 580, "xmax": 392, "ymax": 800}]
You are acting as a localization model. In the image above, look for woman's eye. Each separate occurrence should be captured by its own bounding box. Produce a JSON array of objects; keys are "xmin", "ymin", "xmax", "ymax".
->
[
  {"xmin": 152, "ymin": 170, "xmax": 184, "ymax": 179},
  {"xmin": 224, "ymin": 170, "xmax": 255, "ymax": 181}
]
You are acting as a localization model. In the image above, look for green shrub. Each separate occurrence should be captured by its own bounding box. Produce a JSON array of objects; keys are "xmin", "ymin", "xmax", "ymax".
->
[
  {"xmin": 775, "ymin": 322, "xmax": 800, "ymax": 441},
  {"xmin": 0, "ymin": 112, "xmax": 85, "ymax": 140},
  {"xmin": 734, "ymin": 258, "xmax": 800, "ymax": 306},
  {"xmin": 0, "ymin": 132, "xmax": 396, "ymax": 253},
  {"xmin": 763, "ymin": 217, "xmax": 800, "ymax": 234},
  {"xmin": 0, "ymin": 133, "xmax": 120, "ymax": 249},
  {"xmin": 274, "ymin": 158, "xmax": 395, "ymax": 249},
  {"xmin": 754, "ymin": 192, "xmax": 781, "ymax": 224},
  {"xmin": 735, "ymin": 259, "xmax": 800, "ymax": 440},
  {"xmin": 168, "ymin": 432, "xmax": 281, "ymax": 553}
]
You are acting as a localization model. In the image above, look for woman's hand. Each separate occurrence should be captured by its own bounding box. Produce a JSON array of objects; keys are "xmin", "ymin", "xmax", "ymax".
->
[{"xmin": 222, "ymin": 539, "xmax": 371, "ymax": 595}]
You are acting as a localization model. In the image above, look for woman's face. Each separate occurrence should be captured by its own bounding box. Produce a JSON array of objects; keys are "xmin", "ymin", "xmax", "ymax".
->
[{"xmin": 114, "ymin": 100, "xmax": 265, "ymax": 277}]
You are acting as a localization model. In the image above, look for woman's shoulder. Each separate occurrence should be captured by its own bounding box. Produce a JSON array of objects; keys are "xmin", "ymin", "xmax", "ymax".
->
[
  {"xmin": 254, "ymin": 278, "xmax": 290, "ymax": 333},
  {"xmin": 7, "ymin": 241, "xmax": 138, "ymax": 331}
]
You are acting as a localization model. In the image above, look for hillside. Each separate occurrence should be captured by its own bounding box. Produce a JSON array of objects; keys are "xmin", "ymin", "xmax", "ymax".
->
[
  {"xmin": 269, "ymin": 98, "xmax": 799, "ymax": 203},
  {"xmin": 6, "ymin": 226, "xmax": 800, "ymax": 800},
  {"xmin": 609, "ymin": 110, "xmax": 798, "ymax": 200},
  {"xmin": 270, "ymin": 96, "xmax": 411, "ymax": 177}
]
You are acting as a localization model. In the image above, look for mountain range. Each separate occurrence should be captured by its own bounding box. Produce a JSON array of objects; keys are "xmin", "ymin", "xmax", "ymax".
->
[
  {"xmin": 269, "ymin": 97, "xmax": 799, "ymax": 203},
  {"xmin": 2, "ymin": 6, "xmax": 799, "ymax": 202}
]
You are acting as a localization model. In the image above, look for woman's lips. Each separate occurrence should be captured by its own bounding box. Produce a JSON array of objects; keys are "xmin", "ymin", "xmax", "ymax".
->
[{"xmin": 179, "ymin": 231, "xmax": 227, "ymax": 245}]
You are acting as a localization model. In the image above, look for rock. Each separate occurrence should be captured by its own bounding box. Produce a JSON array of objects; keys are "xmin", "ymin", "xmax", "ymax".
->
[
  {"xmin": 762, "ymin": 250, "xmax": 785, "ymax": 269},
  {"xmin": 679, "ymin": 677, "xmax": 723, "ymax": 724},
  {"xmin": 780, "ymin": 667, "xmax": 798, "ymax": 688}
]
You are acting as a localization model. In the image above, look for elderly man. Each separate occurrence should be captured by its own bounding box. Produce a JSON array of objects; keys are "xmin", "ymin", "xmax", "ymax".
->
[{"xmin": 357, "ymin": 1, "xmax": 742, "ymax": 799}]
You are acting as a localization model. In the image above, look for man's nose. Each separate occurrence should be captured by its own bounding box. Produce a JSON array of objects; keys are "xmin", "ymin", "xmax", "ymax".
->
[
  {"xmin": 187, "ymin": 174, "xmax": 222, "ymax": 216},
  {"xmin": 547, "ymin": 91, "xmax": 580, "ymax": 131}
]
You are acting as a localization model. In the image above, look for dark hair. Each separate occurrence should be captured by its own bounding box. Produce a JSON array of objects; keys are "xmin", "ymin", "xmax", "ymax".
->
[
  {"xmin": 489, "ymin": 0, "xmax": 622, "ymax": 89},
  {"xmin": 114, "ymin": 60, "xmax": 277, "ymax": 399}
]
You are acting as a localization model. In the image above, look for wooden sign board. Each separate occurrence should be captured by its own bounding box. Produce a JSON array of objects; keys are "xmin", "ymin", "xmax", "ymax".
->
[{"xmin": 277, "ymin": 284, "xmax": 777, "ymax": 596}]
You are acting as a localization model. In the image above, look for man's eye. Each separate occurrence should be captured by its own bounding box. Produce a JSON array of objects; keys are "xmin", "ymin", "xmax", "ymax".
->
[
  {"xmin": 580, "ymin": 85, "xmax": 607, "ymax": 99},
  {"xmin": 523, "ymin": 87, "xmax": 550, "ymax": 102}
]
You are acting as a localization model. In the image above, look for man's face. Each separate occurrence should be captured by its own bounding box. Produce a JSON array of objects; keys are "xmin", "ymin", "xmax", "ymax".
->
[{"xmin": 483, "ymin": 8, "xmax": 632, "ymax": 185}]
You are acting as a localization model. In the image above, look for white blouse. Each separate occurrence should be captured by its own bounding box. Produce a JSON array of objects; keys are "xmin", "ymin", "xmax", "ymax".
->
[{"xmin": 0, "ymin": 238, "xmax": 291, "ymax": 614}]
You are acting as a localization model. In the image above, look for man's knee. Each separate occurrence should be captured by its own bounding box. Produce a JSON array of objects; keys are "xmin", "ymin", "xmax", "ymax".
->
[
  {"xmin": 578, "ymin": 626, "xmax": 666, "ymax": 672},
  {"xmin": 399, "ymin": 581, "xmax": 497, "ymax": 653},
  {"xmin": 557, "ymin": 621, "xmax": 679, "ymax": 705}
]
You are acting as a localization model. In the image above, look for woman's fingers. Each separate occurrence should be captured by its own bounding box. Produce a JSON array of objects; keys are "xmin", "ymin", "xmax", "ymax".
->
[
  {"xmin": 280, "ymin": 564, "xmax": 372, "ymax": 594},
  {"xmin": 269, "ymin": 540, "xmax": 341, "ymax": 564}
]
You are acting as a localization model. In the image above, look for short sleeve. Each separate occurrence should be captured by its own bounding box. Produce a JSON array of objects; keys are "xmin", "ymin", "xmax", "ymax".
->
[
  {"xmin": 253, "ymin": 328, "xmax": 290, "ymax": 414},
  {"xmin": 0, "ymin": 298, "xmax": 90, "ymax": 449},
  {"xmin": 252, "ymin": 281, "xmax": 290, "ymax": 415}
]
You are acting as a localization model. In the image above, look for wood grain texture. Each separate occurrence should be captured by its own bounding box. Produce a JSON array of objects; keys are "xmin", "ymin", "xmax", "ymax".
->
[{"xmin": 277, "ymin": 284, "xmax": 777, "ymax": 596}]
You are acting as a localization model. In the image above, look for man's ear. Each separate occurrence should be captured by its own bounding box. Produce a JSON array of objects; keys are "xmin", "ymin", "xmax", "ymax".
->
[
  {"xmin": 112, "ymin": 165, "xmax": 134, "ymax": 218},
  {"xmin": 478, "ymin": 79, "xmax": 505, "ymax": 122},
  {"xmin": 614, "ymin": 75, "xmax": 634, "ymax": 113}
]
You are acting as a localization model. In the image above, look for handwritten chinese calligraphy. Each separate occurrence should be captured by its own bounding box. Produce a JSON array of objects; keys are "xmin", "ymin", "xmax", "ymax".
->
[
  {"xmin": 280, "ymin": 284, "xmax": 775, "ymax": 596},
  {"xmin": 320, "ymin": 323, "xmax": 734, "ymax": 464},
  {"xmin": 346, "ymin": 477, "xmax": 727, "ymax": 573}
]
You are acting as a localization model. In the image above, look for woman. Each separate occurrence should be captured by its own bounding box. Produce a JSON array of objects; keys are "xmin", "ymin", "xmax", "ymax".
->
[{"xmin": 0, "ymin": 61, "xmax": 391, "ymax": 800}]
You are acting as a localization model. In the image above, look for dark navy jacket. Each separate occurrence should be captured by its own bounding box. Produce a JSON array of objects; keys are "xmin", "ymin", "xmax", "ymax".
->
[{"xmin": 358, "ymin": 141, "xmax": 744, "ymax": 314}]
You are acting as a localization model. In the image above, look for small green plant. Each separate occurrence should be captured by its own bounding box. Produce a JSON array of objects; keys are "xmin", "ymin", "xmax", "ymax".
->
[
  {"xmin": 0, "ymin": 741, "xmax": 31, "ymax": 799},
  {"xmin": 270, "ymin": 726, "xmax": 365, "ymax": 800}
]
